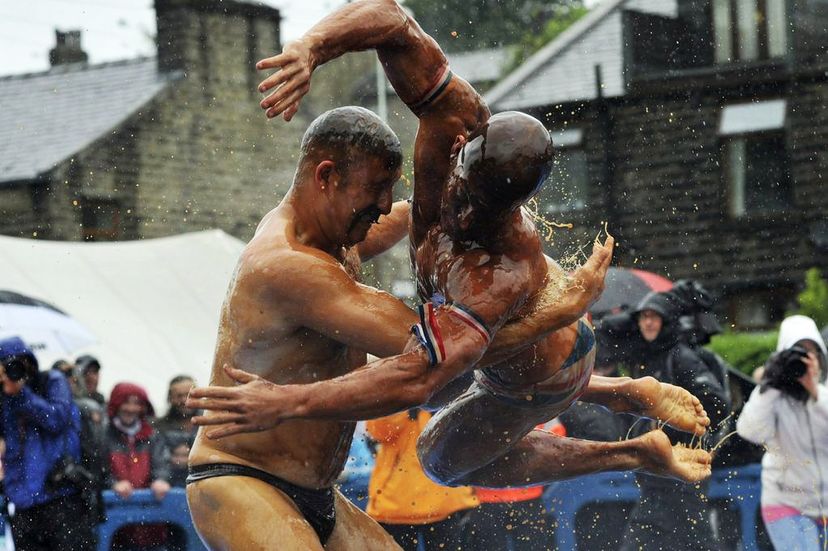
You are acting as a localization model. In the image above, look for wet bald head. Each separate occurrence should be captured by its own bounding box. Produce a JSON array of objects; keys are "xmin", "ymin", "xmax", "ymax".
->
[
  {"xmin": 299, "ymin": 106, "xmax": 402, "ymax": 177},
  {"xmin": 459, "ymin": 111, "xmax": 554, "ymax": 211}
]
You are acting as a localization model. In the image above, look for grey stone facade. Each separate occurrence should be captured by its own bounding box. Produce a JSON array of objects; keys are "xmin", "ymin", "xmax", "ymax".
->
[
  {"xmin": 492, "ymin": 0, "xmax": 828, "ymax": 327},
  {"xmin": 1, "ymin": 0, "xmax": 307, "ymax": 243}
]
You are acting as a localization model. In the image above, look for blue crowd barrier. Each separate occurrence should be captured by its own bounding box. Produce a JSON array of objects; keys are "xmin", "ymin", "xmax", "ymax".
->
[
  {"xmin": 0, "ymin": 465, "xmax": 756, "ymax": 550},
  {"xmin": 543, "ymin": 463, "xmax": 762, "ymax": 550},
  {"xmin": 339, "ymin": 473, "xmax": 372, "ymax": 511},
  {"xmin": 99, "ymin": 488, "xmax": 205, "ymax": 551}
]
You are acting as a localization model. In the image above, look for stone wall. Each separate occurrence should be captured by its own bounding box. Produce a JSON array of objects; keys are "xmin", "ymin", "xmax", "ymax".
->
[
  {"xmin": 608, "ymin": 75, "xmax": 827, "ymax": 294},
  {"xmin": 528, "ymin": 69, "xmax": 827, "ymax": 322},
  {"xmin": 8, "ymin": 0, "xmax": 308, "ymax": 243}
]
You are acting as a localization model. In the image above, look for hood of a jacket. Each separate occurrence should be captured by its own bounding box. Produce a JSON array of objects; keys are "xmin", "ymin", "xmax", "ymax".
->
[
  {"xmin": 777, "ymin": 315, "xmax": 827, "ymax": 355},
  {"xmin": 107, "ymin": 382, "xmax": 155, "ymax": 419},
  {"xmin": 634, "ymin": 291, "xmax": 681, "ymax": 352}
]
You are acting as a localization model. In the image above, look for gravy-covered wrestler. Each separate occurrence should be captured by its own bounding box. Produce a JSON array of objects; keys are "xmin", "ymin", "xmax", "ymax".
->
[
  {"xmin": 188, "ymin": 0, "xmax": 713, "ymax": 526},
  {"xmin": 186, "ymin": 104, "xmax": 616, "ymax": 549}
]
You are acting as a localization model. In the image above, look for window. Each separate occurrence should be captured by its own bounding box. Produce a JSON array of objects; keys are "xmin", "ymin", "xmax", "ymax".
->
[
  {"xmin": 81, "ymin": 199, "xmax": 121, "ymax": 241},
  {"xmin": 712, "ymin": 0, "xmax": 788, "ymax": 63},
  {"xmin": 719, "ymin": 100, "xmax": 792, "ymax": 217},
  {"xmin": 536, "ymin": 129, "xmax": 588, "ymax": 214}
]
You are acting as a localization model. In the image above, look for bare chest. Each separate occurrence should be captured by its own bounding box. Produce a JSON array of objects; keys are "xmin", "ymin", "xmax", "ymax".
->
[{"xmin": 224, "ymin": 248, "xmax": 366, "ymax": 383}]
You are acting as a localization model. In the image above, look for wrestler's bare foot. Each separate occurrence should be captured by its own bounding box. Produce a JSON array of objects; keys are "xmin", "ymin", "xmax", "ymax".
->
[
  {"xmin": 627, "ymin": 376, "xmax": 709, "ymax": 436},
  {"xmin": 634, "ymin": 430, "xmax": 712, "ymax": 483}
]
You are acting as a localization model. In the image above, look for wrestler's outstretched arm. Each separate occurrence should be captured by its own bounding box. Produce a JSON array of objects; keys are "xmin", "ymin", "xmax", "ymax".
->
[
  {"xmin": 256, "ymin": 0, "xmax": 443, "ymax": 121},
  {"xmin": 483, "ymin": 236, "xmax": 613, "ymax": 366},
  {"xmin": 188, "ymin": 248, "xmax": 532, "ymax": 437},
  {"xmin": 256, "ymin": 0, "xmax": 614, "ymax": 348}
]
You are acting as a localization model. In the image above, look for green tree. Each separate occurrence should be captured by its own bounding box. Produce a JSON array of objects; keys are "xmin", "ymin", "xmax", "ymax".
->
[
  {"xmin": 708, "ymin": 331, "xmax": 778, "ymax": 376},
  {"xmin": 794, "ymin": 268, "xmax": 828, "ymax": 329},
  {"xmin": 508, "ymin": 5, "xmax": 589, "ymax": 70},
  {"xmin": 402, "ymin": 0, "xmax": 584, "ymax": 52}
]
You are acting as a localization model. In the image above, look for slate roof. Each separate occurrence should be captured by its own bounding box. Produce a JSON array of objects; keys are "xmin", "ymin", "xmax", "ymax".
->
[
  {"xmin": 0, "ymin": 57, "xmax": 179, "ymax": 184},
  {"xmin": 447, "ymin": 47, "xmax": 511, "ymax": 85},
  {"xmin": 372, "ymin": 46, "xmax": 510, "ymax": 95},
  {"xmin": 485, "ymin": 0, "xmax": 677, "ymax": 111}
]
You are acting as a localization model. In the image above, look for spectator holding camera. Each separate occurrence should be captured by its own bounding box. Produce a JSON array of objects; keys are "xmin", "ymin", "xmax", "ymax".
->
[
  {"xmin": 0, "ymin": 337, "xmax": 96, "ymax": 550},
  {"xmin": 737, "ymin": 315, "xmax": 828, "ymax": 550}
]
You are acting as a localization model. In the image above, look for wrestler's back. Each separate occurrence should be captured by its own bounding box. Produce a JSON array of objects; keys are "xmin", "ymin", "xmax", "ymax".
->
[
  {"xmin": 190, "ymin": 207, "xmax": 364, "ymax": 489},
  {"xmin": 414, "ymin": 211, "xmax": 581, "ymax": 388}
]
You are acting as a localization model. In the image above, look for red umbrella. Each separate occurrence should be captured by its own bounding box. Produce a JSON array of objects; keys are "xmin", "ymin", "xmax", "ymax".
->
[{"xmin": 590, "ymin": 267, "xmax": 673, "ymax": 318}]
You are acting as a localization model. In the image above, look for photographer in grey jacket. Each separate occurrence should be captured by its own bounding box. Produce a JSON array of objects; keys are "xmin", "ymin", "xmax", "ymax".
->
[{"xmin": 737, "ymin": 315, "xmax": 828, "ymax": 551}]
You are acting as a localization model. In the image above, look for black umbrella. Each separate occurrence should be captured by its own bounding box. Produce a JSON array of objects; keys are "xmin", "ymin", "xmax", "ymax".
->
[{"xmin": 590, "ymin": 267, "xmax": 673, "ymax": 318}]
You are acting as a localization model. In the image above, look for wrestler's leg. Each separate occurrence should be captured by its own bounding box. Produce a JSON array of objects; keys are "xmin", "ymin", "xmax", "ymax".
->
[
  {"xmin": 580, "ymin": 375, "xmax": 710, "ymax": 436},
  {"xmin": 422, "ymin": 372, "xmax": 474, "ymax": 412},
  {"xmin": 457, "ymin": 429, "xmax": 712, "ymax": 487},
  {"xmin": 417, "ymin": 384, "xmax": 710, "ymax": 487},
  {"xmin": 417, "ymin": 384, "xmax": 559, "ymax": 486},
  {"xmin": 187, "ymin": 476, "xmax": 324, "ymax": 551},
  {"xmin": 324, "ymin": 490, "xmax": 402, "ymax": 551}
]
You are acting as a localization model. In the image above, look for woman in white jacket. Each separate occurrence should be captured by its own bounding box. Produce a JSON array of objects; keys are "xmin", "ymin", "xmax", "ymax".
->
[{"xmin": 737, "ymin": 315, "xmax": 828, "ymax": 550}]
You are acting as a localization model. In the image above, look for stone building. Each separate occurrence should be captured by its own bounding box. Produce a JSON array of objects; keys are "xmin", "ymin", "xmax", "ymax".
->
[
  {"xmin": 485, "ymin": 0, "xmax": 828, "ymax": 327},
  {"xmin": 0, "ymin": 0, "xmax": 306, "ymax": 242},
  {"xmin": 0, "ymin": 1, "xmax": 516, "ymax": 300}
]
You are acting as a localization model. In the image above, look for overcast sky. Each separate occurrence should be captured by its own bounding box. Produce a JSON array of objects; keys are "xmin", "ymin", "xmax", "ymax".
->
[
  {"xmin": 0, "ymin": 0, "xmax": 600, "ymax": 77},
  {"xmin": 0, "ymin": 0, "xmax": 345, "ymax": 76}
]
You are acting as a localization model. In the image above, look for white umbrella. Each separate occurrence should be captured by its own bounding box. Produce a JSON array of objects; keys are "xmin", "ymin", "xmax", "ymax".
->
[{"xmin": 0, "ymin": 290, "xmax": 97, "ymax": 367}]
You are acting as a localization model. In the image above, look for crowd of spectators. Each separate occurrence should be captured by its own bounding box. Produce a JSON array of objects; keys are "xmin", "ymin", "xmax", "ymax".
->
[{"xmin": 0, "ymin": 340, "xmax": 199, "ymax": 551}]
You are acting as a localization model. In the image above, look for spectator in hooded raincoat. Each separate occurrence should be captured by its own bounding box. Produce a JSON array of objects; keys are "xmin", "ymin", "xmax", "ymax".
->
[
  {"xmin": 620, "ymin": 290, "xmax": 730, "ymax": 551},
  {"xmin": 0, "ymin": 336, "xmax": 95, "ymax": 551},
  {"xmin": 106, "ymin": 382, "xmax": 170, "ymax": 550},
  {"xmin": 737, "ymin": 315, "xmax": 828, "ymax": 551}
]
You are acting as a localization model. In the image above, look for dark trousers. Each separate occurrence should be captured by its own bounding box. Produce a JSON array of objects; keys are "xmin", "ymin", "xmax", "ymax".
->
[
  {"xmin": 381, "ymin": 510, "xmax": 472, "ymax": 551},
  {"xmin": 10, "ymin": 493, "xmax": 97, "ymax": 551},
  {"xmin": 466, "ymin": 499, "xmax": 552, "ymax": 551},
  {"xmin": 620, "ymin": 485, "xmax": 719, "ymax": 551}
]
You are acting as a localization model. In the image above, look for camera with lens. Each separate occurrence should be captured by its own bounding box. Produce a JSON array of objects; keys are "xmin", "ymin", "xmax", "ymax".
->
[
  {"xmin": 762, "ymin": 345, "xmax": 810, "ymax": 401},
  {"xmin": 2, "ymin": 358, "xmax": 30, "ymax": 382},
  {"xmin": 46, "ymin": 455, "xmax": 95, "ymax": 492}
]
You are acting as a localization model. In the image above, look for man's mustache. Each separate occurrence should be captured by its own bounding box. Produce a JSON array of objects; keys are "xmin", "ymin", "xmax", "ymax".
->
[{"xmin": 347, "ymin": 206, "xmax": 383, "ymax": 233}]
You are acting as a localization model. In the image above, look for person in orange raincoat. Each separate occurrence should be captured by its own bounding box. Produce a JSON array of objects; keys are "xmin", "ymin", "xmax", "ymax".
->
[{"xmin": 367, "ymin": 409, "xmax": 479, "ymax": 550}]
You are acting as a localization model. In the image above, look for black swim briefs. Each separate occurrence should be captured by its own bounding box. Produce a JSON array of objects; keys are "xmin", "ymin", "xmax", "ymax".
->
[{"xmin": 187, "ymin": 463, "xmax": 337, "ymax": 544}]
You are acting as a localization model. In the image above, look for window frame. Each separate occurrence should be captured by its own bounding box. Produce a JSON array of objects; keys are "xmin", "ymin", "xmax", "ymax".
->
[
  {"xmin": 719, "ymin": 123, "xmax": 796, "ymax": 221},
  {"xmin": 712, "ymin": 0, "xmax": 789, "ymax": 64},
  {"xmin": 81, "ymin": 198, "xmax": 122, "ymax": 241}
]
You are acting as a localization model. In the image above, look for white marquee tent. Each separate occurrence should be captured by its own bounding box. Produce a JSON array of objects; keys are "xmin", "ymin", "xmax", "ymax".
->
[{"xmin": 0, "ymin": 230, "xmax": 244, "ymax": 410}]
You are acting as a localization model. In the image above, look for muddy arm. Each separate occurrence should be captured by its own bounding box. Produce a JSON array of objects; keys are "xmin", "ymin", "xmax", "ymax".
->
[
  {"xmin": 481, "ymin": 236, "xmax": 613, "ymax": 367},
  {"xmin": 258, "ymin": 0, "xmax": 447, "ymax": 120}
]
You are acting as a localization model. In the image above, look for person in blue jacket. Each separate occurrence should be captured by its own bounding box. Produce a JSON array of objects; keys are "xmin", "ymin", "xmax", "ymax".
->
[{"xmin": 0, "ymin": 336, "xmax": 95, "ymax": 551}]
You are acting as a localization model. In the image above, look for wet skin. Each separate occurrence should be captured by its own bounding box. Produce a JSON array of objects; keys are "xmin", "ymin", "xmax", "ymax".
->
[
  {"xmin": 189, "ymin": 154, "xmax": 406, "ymax": 489},
  {"xmin": 406, "ymin": 100, "xmax": 709, "ymax": 485},
  {"xmin": 187, "ymin": 149, "xmax": 412, "ymax": 550},
  {"xmin": 186, "ymin": 105, "xmax": 608, "ymax": 551}
]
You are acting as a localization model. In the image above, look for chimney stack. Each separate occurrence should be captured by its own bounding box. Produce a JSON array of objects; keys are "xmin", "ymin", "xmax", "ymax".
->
[{"xmin": 49, "ymin": 30, "xmax": 89, "ymax": 67}]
